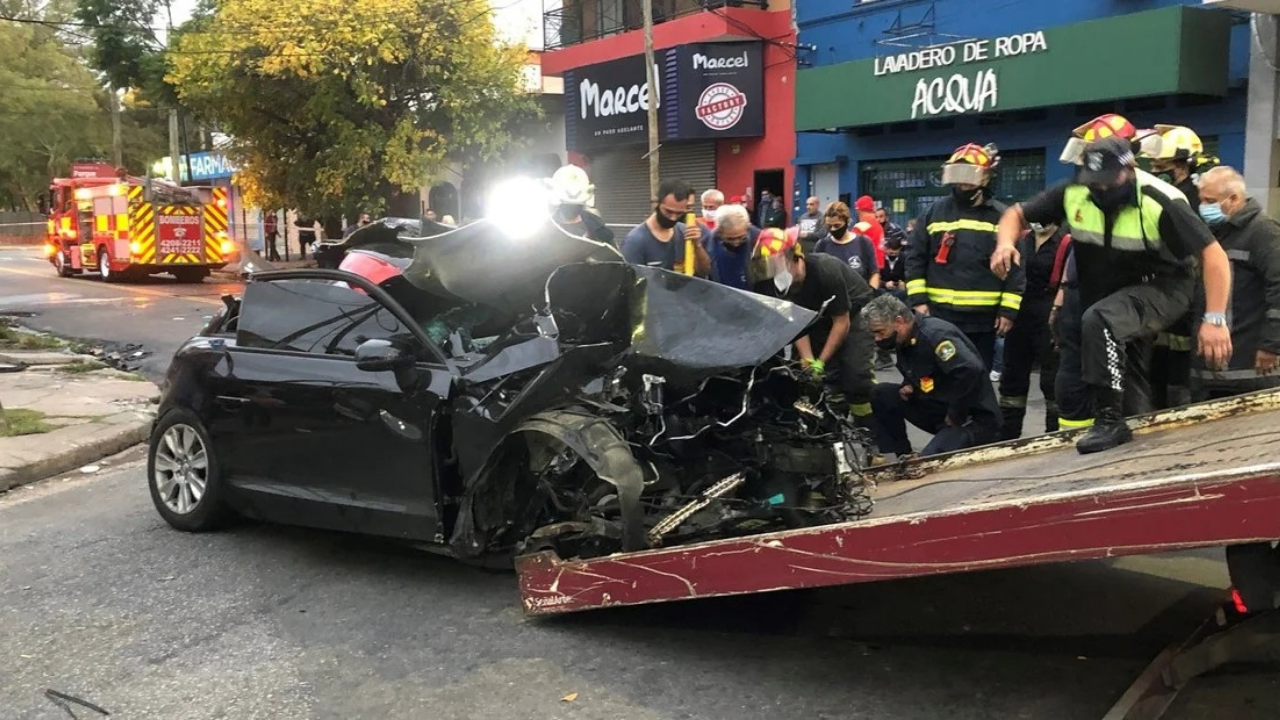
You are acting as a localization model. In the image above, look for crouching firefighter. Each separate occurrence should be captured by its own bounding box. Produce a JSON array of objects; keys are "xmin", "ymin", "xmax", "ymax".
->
[
  {"xmin": 750, "ymin": 228, "xmax": 877, "ymax": 424},
  {"xmin": 993, "ymin": 135, "xmax": 1233, "ymax": 454},
  {"xmin": 862, "ymin": 294, "xmax": 1001, "ymax": 457}
]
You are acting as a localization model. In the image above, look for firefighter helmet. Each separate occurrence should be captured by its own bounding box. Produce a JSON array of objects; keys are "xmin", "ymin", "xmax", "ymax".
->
[
  {"xmin": 1138, "ymin": 124, "xmax": 1204, "ymax": 164},
  {"xmin": 548, "ymin": 164, "xmax": 594, "ymax": 208},
  {"xmin": 942, "ymin": 143, "xmax": 999, "ymax": 186},
  {"xmin": 750, "ymin": 227, "xmax": 800, "ymax": 293},
  {"xmin": 1060, "ymin": 114, "xmax": 1138, "ymax": 165}
]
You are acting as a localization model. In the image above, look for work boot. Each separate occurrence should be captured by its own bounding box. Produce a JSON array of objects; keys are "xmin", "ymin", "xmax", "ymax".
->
[{"xmin": 1076, "ymin": 389, "xmax": 1132, "ymax": 454}]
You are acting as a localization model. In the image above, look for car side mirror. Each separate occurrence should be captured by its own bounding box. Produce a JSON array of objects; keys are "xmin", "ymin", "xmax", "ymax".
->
[{"xmin": 355, "ymin": 338, "xmax": 412, "ymax": 372}]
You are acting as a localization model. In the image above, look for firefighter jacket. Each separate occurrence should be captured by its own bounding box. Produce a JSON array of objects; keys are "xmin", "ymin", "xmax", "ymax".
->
[
  {"xmin": 906, "ymin": 195, "xmax": 1024, "ymax": 328},
  {"xmin": 896, "ymin": 314, "xmax": 1001, "ymax": 428},
  {"xmin": 1192, "ymin": 197, "xmax": 1280, "ymax": 383}
]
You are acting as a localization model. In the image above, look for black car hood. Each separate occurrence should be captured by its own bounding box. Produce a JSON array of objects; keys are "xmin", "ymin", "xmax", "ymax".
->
[
  {"xmin": 546, "ymin": 262, "xmax": 818, "ymax": 381},
  {"xmin": 400, "ymin": 218, "xmax": 624, "ymax": 316}
]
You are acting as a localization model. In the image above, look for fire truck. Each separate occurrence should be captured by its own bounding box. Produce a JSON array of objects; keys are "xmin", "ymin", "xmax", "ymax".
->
[{"xmin": 44, "ymin": 161, "xmax": 236, "ymax": 283}]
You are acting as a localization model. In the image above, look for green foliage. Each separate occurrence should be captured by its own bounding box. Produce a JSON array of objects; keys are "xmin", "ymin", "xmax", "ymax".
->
[{"xmin": 168, "ymin": 0, "xmax": 540, "ymax": 217}]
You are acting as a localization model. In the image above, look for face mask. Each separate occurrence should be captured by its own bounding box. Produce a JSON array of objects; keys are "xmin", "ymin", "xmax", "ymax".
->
[
  {"xmin": 654, "ymin": 206, "xmax": 679, "ymax": 229},
  {"xmin": 952, "ymin": 185, "xmax": 984, "ymax": 206},
  {"xmin": 829, "ymin": 224, "xmax": 848, "ymax": 238},
  {"xmin": 702, "ymin": 209, "xmax": 717, "ymax": 221},
  {"xmin": 557, "ymin": 204, "xmax": 583, "ymax": 220},
  {"xmin": 874, "ymin": 335, "xmax": 898, "ymax": 351},
  {"xmin": 1088, "ymin": 181, "xmax": 1135, "ymax": 212},
  {"xmin": 773, "ymin": 268, "xmax": 793, "ymax": 295},
  {"xmin": 1199, "ymin": 202, "xmax": 1227, "ymax": 225}
]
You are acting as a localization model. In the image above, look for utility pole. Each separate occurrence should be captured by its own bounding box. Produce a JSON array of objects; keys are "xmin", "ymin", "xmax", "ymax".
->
[
  {"xmin": 165, "ymin": 0, "xmax": 181, "ymax": 184},
  {"xmin": 168, "ymin": 109, "xmax": 181, "ymax": 183},
  {"xmin": 642, "ymin": 0, "xmax": 659, "ymax": 201},
  {"xmin": 109, "ymin": 88, "xmax": 123, "ymax": 168}
]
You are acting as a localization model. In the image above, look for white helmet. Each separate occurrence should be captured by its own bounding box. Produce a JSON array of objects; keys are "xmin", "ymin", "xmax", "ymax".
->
[{"xmin": 548, "ymin": 164, "xmax": 594, "ymax": 208}]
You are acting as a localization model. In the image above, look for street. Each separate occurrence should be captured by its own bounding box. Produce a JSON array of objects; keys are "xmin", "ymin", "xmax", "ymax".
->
[{"xmin": 1, "ymin": 246, "xmax": 1277, "ymax": 719}]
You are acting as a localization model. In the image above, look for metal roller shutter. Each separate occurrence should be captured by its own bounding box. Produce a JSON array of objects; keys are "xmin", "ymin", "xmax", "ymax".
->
[{"xmin": 589, "ymin": 142, "xmax": 717, "ymax": 227}]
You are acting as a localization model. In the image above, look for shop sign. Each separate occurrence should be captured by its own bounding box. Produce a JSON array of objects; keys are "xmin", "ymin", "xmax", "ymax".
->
[
  {"xmin": 565, "ymin": 41, "xmax": 764, "ymax": 150},
  {"xmin": 795, "ymin": 6, "xmax": 1232, "ymax": 132}
]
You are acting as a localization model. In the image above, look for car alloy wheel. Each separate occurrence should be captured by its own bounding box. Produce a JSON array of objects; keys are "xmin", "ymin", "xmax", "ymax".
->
[{"xmin": 153, "ymin": 423, "xmax": 209, "ymax": 514}]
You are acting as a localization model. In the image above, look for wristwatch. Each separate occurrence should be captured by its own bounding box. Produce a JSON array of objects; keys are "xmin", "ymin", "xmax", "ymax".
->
[{"xmin": 1203, "ymin": 312, "xmax": 1228, "ymax": 327}]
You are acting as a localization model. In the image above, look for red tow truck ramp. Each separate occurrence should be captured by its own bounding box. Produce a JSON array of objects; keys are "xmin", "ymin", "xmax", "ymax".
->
[{"xmin": 517, "ymin": 390, "xmax": 1280, "ymax": 616}]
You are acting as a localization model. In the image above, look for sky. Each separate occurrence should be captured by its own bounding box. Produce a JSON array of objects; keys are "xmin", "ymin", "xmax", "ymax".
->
[{"xmin": 165, "ymin": 0, "xmax": 544, "ymax": 49}]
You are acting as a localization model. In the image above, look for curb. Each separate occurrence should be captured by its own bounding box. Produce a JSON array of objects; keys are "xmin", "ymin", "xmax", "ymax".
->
[{"xmin": 0, "ymin": 415, "xmax": 151, "ymax": 493}]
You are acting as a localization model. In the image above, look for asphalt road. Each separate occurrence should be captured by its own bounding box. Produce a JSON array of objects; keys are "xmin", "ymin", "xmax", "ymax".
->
[{"xmin": 1, "ymin": 245, "xmax": 1276, "ymax": 719}]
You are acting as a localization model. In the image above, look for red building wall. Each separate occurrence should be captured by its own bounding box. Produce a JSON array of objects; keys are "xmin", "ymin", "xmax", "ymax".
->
[{"xmin": 543, "ymin": 6, "xmax": 795, "ymax": 212}]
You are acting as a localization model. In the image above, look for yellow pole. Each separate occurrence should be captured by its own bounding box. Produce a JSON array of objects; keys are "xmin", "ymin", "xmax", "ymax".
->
[{"xmin": 683, "ymin": 212, "xmax": 696, "ymax": 276}]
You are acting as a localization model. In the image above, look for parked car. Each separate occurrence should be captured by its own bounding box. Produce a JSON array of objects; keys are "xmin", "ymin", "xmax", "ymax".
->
[{"xmin": 147, "ymin": 218, "xmax": 872, "ymax": 564}]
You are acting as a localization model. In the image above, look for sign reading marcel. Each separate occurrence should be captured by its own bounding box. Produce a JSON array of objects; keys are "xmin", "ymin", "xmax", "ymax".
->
[
  {"xmin": 565, "ymin": 41, "xmax": 764, "ymax": 149},
  {"xmin": 672, "ymin": 42, "xmax": 764, "ymax": 140},
  {"xmin": 872, "ymin": 32, "xmax": 1049, "ymax": 119}
]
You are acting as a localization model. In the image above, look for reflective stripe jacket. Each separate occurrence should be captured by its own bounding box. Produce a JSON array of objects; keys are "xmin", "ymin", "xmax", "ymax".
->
[{"xmin": 906, "ymin": 195, "xmax": 1025, "ymax": 327}]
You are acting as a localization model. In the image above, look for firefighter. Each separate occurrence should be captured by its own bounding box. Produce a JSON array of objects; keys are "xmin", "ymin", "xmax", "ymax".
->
[
  {"xmin": 907, "ymin": 143, "xmax": 1024, "ymax": 370},
  {"xmin": 1052, "ymin": 114, "xmax": 1152, "ymax": 432},
  {"xmin": 992, "ymin": 134, "xmax": 1232, "ymax": 454},
  {"xmin": 548, "ymin": 165, "xmax": 614, "ymax": 245},
  {"xmin": 997, "ymin": 222, "xmax": 1067, "ymax": 440},
  {"xmin": 750, "ymin": 228, "xmax": 876, "ymax": 424},
  {"xmin": 862, "ymin": 293, "xmax": 1001, "ymax": 457},
  {"xmin": 1139, "ymin": 125, "xmax": 1215, "ymax": 409}
]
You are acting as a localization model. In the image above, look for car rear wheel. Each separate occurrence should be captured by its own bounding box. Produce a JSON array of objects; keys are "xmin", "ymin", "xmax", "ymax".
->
[{"xmin": 148, "ymin": 409, "xmax": 231, "ymax": 532}]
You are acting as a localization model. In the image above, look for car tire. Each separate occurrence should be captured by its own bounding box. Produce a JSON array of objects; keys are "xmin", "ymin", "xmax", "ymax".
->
[
  {"xmin": 173, "ymin": 268, "xmax": 209, "ymax": 284},
  {"xmin": 97, "ymin": 248, "xmax": 117, "ymax": 283},
  {"xmin": 147, "ymin": 409, "xmax": 232, "ymax": 532}
]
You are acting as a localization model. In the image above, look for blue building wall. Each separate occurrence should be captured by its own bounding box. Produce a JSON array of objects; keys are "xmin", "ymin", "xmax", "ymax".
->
[{"xmin": 795, "ymin": 0, "xmax": 1252, "ymax": 209}]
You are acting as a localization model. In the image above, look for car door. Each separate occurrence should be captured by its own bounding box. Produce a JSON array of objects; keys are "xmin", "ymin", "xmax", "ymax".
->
[{"xmin": 220, "ymin": 276, "xmax": 452, "ymax": 541}]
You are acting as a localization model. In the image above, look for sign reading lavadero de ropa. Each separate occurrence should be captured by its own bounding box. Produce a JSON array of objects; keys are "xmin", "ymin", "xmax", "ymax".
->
[{"xmin": 795, "ymin": 6, "xmax": 1230, "ymax": 132}]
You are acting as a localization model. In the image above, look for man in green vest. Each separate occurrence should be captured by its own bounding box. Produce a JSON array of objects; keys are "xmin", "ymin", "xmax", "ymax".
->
[{"xmin": 990, "ymin": 135, "xmax": 1233, "ymax": 454}]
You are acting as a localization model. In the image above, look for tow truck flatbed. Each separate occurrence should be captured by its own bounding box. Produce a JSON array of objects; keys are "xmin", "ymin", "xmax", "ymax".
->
[{"xmin": 517, "ymin": 390, "xmax": 1280, "ymax": 616}]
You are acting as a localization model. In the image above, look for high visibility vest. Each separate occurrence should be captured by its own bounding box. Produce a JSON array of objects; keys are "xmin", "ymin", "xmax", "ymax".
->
[{"xmin": 1062, "ymin": 169, "xmax": 1184, "ymax": 260}]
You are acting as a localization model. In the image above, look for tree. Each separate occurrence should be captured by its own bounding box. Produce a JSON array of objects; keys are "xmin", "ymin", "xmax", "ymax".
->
[{"xmin": 168, "ymin": 0, "xmax": 539, "ymax": 219}]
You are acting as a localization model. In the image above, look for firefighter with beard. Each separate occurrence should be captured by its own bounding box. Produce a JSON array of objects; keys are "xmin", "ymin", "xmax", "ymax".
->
[
  {"xmin": 750, "ymin": 228, "xmax": 877, "ymax": 425},
  {"xmin": 907, "ymin": 143, "xmax": 1024, "ymax": 370},
  {"xmin": 547, "ymin": 165, "xmax": 614, "ymax": 245},
  {"xmin": 992, "ymin": 133, "xmax": 1232, "ymax": 454}
]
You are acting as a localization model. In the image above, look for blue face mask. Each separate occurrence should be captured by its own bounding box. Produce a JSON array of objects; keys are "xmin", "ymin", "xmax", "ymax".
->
[{"xmin": 1199, "ymin": 202, "xmax": 1227, "ymax": 225}]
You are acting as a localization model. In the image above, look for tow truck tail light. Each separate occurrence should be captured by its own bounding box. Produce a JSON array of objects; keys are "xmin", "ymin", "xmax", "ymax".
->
[{"xmin": 1231, "ymin": 587, "xmax": 1249, "ymax": 614}]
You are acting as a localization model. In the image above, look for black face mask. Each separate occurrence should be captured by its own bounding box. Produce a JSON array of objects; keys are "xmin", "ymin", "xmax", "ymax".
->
[
  {"xmin": 557, "ymin": 204, "xmax": 584, "ymax": 220},
  {"xmin": 654, "ymin": 206, "xmax": 679, "ymax": 230},
  {"xmin": 829, "ymin": 224, "xmax": 848, "ymax": 238},
  {"xmin": 952, "ymin": 185, "xmax": 984, "ymax": 206},
  {"xmin": 1088, "ymin": 181, "xmax": 1135, "ymax": 212},
  {"xmin": 875, "ymin": 335, "xmax": 899, "ymax": 351}
]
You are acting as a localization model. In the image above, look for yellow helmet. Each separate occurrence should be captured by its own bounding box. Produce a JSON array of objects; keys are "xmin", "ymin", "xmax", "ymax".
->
[
  {"xmin": 1138, "ymin": 124, "xmax": 1204, "ymax": 162},
  {"xmin": 1060, "ymin": 114, "xmax": 1137, "ymax": 165}
]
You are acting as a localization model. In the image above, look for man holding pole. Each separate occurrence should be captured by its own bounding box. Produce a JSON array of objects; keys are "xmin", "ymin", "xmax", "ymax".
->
[{"xmin": 621, "ymin": 179, "xmax": 710, "ymax": 276}]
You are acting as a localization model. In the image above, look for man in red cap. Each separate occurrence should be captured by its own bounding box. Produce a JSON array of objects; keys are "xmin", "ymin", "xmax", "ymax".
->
[{"xmin": 855, "ymin": 195, "xmax": 886, "ymax": 266}]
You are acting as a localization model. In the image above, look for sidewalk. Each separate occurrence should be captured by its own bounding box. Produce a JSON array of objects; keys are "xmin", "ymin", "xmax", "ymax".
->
[
  {"xmin": 0, "ymin": 349, "xmax": 158, "ymax": 493},
  {"xmin": 211, "ymin": 250, "xmax": 316, "ymax": 278}
]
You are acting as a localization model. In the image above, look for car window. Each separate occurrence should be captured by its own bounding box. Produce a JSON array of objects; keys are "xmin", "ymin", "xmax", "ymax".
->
[{"xmin": 235, "ymin": 279, "xmax": 419, "ymax": 357}]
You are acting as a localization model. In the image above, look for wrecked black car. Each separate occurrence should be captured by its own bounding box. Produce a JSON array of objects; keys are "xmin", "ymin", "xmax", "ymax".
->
[{"xmin": 147, "ymin": 218, "xmax": 873, "ymax": 563}]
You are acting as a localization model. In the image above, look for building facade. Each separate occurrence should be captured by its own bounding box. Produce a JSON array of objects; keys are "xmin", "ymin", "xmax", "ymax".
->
[
  {"xmin": 540, "ymin": 0, "xmax": 797, "ymax": 225},
  {"xmin": 795, "ymin": 0, "xmax": 1252, "ymax": 228}
]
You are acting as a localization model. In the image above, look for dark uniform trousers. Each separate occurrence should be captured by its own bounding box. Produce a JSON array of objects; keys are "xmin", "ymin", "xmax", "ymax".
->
[
  {"xmin": 1057, "ymin": 285, "xmax": 1172, "ymax": 427},
  {"xmin": 870, "ymin": 386, "xmax": 999, "ymax": 457},
  {"xmin": 997, "ymin": 296, "xmax": 1058, "ymax": 440},
  {"xmin": 1080, "ymin": 272, "xmax": 1193, "ymax": 401},
  {"xmin": 810, "ymin": 317, "xmax": 876, "ymax": 419}
]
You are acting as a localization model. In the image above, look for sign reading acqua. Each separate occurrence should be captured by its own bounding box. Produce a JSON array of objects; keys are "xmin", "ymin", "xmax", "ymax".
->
[{"xmin": 872, "ymin": 32, "xmax": 1049, "ymax": 119}]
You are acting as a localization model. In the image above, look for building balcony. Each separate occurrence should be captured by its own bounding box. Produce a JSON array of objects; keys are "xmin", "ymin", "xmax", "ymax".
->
[{"xmin": 543, "ymin": 0, "xmax": 767, "ymax": 50}]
